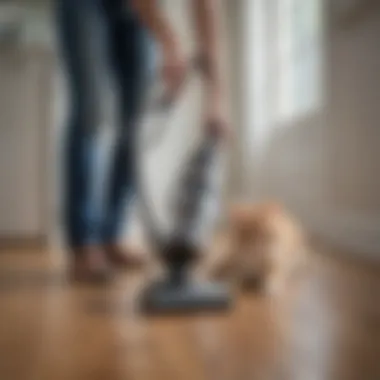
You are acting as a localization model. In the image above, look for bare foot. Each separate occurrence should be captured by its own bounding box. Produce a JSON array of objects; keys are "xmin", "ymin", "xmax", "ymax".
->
[
  {"xmin": 104, "ymin": 244, "xmax": 148, "ymax": 269},
  {"xmin": 70, "ymin": 246, "xmax": 113, "ymax": 284}
]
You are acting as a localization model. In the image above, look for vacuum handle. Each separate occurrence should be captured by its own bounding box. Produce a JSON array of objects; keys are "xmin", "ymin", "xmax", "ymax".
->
[{"xmin": 139, "ymin": 57, "xmax": 203, "ymax": 150}]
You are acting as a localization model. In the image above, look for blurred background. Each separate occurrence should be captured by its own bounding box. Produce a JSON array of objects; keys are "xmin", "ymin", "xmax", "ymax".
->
[
  {"xmin": 0, "ymin": 0, "xmax": 379, "ymax": 258},
  {"xmin": 0, "ymin": 0, "xmax": 379, "ymax": 379}
]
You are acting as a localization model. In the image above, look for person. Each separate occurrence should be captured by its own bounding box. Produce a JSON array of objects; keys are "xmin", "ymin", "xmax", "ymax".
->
[{"xmin": 56, "ymin": 0, "xmax": 229, "ymax": 283}]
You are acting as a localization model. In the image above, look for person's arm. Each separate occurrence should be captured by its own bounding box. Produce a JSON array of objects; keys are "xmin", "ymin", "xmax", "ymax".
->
[
  {"xmin": 192, "ymin": 0, "xmax": 224, "ymax": 100},
  {"xmin": 131, "ymin": 0, "xmax": 186, "ymax": 99},
  {"xmin": 192, "ymin": 0, "xmax": 229, "ymax": 138}
]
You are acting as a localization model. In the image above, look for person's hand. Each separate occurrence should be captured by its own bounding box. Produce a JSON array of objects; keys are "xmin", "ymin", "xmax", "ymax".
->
[{"xmin": 160, "ymin": 40, "xmax": 187, "ymax": 104}]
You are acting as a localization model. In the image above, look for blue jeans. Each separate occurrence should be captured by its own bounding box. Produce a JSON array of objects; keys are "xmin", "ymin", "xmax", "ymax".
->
[{"xmin": 55, "ymin": 0, "xmax": 154, "ymax": 249}]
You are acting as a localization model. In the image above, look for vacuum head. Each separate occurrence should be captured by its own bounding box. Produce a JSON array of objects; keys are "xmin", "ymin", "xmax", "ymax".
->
[{"xmin": 140, "ymin": 278, "xmax": 232, "ymax": 315}]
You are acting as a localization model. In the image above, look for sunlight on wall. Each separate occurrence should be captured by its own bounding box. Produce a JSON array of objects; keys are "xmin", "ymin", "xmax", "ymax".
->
[
  {"xmin": 242, "ymin": 0, "xmax": 325, "ymax": 200},
  {"xmin": 250, "ymin": 0, "xmax": 324, "ymax": 130}
]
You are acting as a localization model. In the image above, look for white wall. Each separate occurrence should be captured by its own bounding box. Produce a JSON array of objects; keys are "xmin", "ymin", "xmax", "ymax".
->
[
  {"xmin": 0, "ymin": 49, "xmax": 44, "ymax": 236},
  {"xmin": 236, "ymin": 0, "xmax": 380, "ymax": 260},
  {"xmin": 0, "ymin": 2, "xmax": 54, "ymax": 238},
  {"xmin": 324, "ymin": 5, "xmax": 380, "ymax": 258}
]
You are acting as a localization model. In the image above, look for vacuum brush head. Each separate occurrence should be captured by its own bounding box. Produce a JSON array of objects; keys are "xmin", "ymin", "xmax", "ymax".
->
[{"xmin": 139, "ymin": 278, "xmax": 232, "ymax": 315}]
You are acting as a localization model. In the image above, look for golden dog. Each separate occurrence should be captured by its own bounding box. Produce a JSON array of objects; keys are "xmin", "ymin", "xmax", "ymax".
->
[{"xmin": 208, "ymin": 201, "xmax": 307, "ymax": 295}]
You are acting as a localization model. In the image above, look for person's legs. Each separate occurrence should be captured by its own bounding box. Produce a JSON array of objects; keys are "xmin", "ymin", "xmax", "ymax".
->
[
  {"xmin": 100, "ymin": 0, "xmax": 155, "ymax": 264},
  {"xmin": 56, "ymin": 0, "xmax": 112, "ymax": 280}
]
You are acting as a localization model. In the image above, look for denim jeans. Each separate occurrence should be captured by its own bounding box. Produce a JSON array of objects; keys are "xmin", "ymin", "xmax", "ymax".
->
[{"xmin": 55, "ymin": 0, "xmax": 154, "ymax": 249}]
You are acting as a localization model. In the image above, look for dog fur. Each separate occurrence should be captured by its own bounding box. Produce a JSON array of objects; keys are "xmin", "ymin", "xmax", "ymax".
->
[{"xmin": 208, "ymin": 201, "xmax": 307, "ymax": 295}]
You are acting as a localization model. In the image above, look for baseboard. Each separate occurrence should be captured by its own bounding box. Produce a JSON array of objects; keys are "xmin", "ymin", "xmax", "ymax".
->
[
  {"xmin": 0, "ymin": 235, "xmax": 48, "ymax": 251},
  {"xmin": 302, "ymin": 210, "xmax": 380, "ymax": 263}
]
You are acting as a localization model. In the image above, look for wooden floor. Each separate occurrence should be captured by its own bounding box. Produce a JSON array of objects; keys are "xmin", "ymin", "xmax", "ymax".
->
[{"xmin": 0, "ymin": 247, "xmax": 379, "ymax": 380}]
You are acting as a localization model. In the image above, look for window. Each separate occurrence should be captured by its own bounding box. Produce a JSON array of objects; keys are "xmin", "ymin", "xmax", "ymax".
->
[
  {"xmin": 277, "ymin": 0, "xmax": 323, "ymax": 121},
  {"xmin": 246, "ymin": 0, "xmax": 324, "ymax": 152}
]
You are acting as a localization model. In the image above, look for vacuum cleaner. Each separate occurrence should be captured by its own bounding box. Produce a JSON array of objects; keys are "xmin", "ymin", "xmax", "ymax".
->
[{"xmin": 135, "ymin": 62, "xmax": 232, "ymax": 314}]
